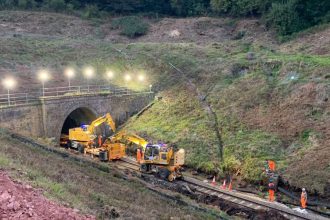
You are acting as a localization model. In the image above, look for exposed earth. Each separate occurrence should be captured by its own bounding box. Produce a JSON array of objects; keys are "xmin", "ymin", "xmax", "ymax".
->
[{"xmin": 0, "ymin": 171, "xmax": 94, "ymax": 220}]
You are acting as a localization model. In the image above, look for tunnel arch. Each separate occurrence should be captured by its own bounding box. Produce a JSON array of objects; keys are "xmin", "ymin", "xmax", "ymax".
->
[{"xmin": 60, "ymin": 107, "xmax": 98, "ymax": 135}]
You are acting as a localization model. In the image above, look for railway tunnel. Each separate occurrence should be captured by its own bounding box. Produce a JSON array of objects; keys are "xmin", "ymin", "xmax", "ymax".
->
[
  {"xmin": 60, "ymin": 107, "xmax": 97, "ymax": 135},
  {"xmin": 60, "ymin": 106, "xmax": 116, "ymax": 144}
]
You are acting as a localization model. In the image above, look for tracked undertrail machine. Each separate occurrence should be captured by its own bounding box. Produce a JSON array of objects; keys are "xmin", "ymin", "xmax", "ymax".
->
[{"xmin": 111, "ymin": 131, "xmax": 185, "ymax": 181}]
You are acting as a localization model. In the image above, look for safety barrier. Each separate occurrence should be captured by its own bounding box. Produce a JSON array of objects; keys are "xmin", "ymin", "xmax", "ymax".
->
[{"xmin": 0, "ymin": 85, "xmax": 152, "ymax": 108}]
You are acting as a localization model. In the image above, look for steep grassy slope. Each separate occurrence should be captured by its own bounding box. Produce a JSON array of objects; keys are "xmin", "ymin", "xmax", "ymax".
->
[
  {"xmin": 122, "ymin": 43, "xmax": 330, "ymax": 196},
  {"xmin": 0, "ymin": 11, "xmax": 329, "ymax": 196}
]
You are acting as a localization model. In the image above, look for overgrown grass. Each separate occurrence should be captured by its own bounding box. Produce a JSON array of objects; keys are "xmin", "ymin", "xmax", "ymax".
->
[
  {"xmin": 0, "ymin": 24, "xmax": 329, "ymax": 193},
  {"xmin": 0, "ymin": 133, "xmax": 221, "ymax": 219},
  {"xmin": 112, "ymin": 16, "xmax": 149, "ymax": 38}
]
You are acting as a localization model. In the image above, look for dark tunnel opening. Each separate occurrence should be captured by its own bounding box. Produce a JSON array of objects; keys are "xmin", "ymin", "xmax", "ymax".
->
[{"xmin": 61, "ymin": 108, "xmax": 97, "ymax": 135}]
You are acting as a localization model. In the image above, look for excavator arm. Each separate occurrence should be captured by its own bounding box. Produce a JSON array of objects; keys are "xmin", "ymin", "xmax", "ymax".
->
[
  {"xmin": 88, "ymin": 113, "xmax": 116, "ymax": 134},
  {"xmin": 111, "ymin": 131, "xmax": 148, "ymax": 149}
]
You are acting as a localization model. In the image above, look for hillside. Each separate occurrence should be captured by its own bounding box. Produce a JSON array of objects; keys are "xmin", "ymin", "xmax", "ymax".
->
[
  {"xmin": 0, "ymin": 130, "xmax": 219, "ymax": 219},
  {"xmin": 0, "ymin": 11, "xmax": 329, "ymax": 199}
]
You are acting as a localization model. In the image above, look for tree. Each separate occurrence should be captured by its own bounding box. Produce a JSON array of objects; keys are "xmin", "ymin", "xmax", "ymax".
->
[
  {"xmin": 265, "ymin": 0, "xmax": 301, "ymax": 35},
  {"xmin": 46, "ymin": 0, "xmax": 67, "ymax": 12}
]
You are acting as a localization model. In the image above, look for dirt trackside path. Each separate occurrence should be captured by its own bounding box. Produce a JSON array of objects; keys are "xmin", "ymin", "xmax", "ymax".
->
[{"xmin": 0, "ymin": 171, "xmax": 95, "ymax": 220}]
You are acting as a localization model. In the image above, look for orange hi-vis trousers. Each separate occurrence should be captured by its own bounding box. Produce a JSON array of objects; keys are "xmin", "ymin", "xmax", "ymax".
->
[
  {"xmin": 301, "ymin": 197, "xmax": 307, "ymax": 209},
  {"xmin": 137, "ymin": 149, "xmax": 141, "ymax": 163},
  {"xmin": 269, "ymin": 189, "xmax": 275, "ymax": 202}
]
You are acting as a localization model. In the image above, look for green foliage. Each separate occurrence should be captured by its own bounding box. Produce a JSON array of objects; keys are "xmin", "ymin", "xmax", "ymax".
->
[
  {"xmin": 170, "ymin": 0, "xmax": 209, "ymax": 16},
  {"xmin": 210, "ymin": 0, "xmax": 271, "ymax": 16},
  {"xmin": 46, "ymin": 0, "xmax": 66, "ymax": 12},
  {"xmin": 300, "ymin": 129, "xmax": 312, "ymax": 142},
  {"xmin": 221, "ymin": 155, "xmax": 241, "ymax": 174},
  {"xmin": 0, "ymin": 0, "xmax": 16, "ymax": 9},
  {"xmin": 83, "ymin": 4, "xmax": 100, "ymax": 18},
  {"xmin": 18, "ymin": 0, "xmax": 36, "ymax": 9},
  {"xmin": 210, "ymin": 0, "xmax": 231, "ymax": 14},
  {"xmin": 264, "ymin": 0, "xmax": 301, "ymax": 35},
  {"xmin": 240, "ymin": 156, "xmax": 265, "ymax": 183},
  {"xmin": 0, "ymin": 0, "xmax": 328, "ymax": 35},
  {"xmin": 112, "ymin": 16, "xmax": 149, "ymax": 38}
]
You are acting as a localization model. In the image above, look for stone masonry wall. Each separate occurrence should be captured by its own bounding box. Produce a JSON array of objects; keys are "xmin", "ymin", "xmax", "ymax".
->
[
  {"xmin": 0, "ymin": 93, "xmax": 154, "ymax": 141},
  {"xmin": 0, "ymin": 104, "xmax": 44, "ymax": 137}
]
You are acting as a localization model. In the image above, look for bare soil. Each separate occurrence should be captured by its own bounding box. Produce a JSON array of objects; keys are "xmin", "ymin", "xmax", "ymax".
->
[
  {"xmin": 0, "ymin": 171, "xmax": 94, "ymax": 220},
  {"xmin": 103, "ymin": 17, "xmax": 277, "ymax": 46},
  {"xmin": 0, "ymin": 11, "xmax": 277, "ymax": 46},
  {"xmin": 0, "ymin": 11, "xmax": 95, "ymax": 39}
]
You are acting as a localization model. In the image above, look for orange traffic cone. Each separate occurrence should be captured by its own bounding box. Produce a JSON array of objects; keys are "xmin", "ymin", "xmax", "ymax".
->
[
  {"xmin": 228, "ymin": 180, "xmax": 233, "ymax": 191},
  {"xmin": 211, "ymin": 176, "xmax": 216, "ymax": 186},
  {"xmin": 221, "ymin": 180, "xmax": 226, "ymax": 189}
]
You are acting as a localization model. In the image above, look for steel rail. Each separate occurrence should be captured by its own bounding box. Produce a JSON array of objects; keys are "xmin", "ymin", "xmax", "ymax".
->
[{"xmin": 5, "ymin": 131, "xmax": 327, "ymax": 220}]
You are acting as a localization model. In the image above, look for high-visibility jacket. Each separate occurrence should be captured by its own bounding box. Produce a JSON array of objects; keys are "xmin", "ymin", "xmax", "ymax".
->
[
  {"xmin": 268, "ymin": 160, "xmax": 276, "ymax": 171},
  {"xmin": 98, "ymin": 135, "xmax": 102, "ymax": 147},
  {"xmin": 301, "ymin": 191, "xmax": 307, "ymax": 208}
]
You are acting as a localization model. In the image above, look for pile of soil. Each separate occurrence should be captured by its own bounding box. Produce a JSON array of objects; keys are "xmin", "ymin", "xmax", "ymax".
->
[{"xmin": 0, "ymin": 171, "xmax": 95, "ymax": 220}]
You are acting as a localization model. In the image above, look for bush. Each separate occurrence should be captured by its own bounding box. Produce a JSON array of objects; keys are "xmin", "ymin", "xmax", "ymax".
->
[
  {"xmin": 240, "ymin": 156, "xmax": 265, "ymax": 183},
  {"xmin": 221, "ymin": 155, "xmax": 241, "ymax": 174},
  {"xmin": 264, "ymin": 0, "xmax": 302, "ymax": 35},
  {"xmin": 170, "ymin": 0, "xmax": 209, "ymax": 16},
  {"xmin": 112, "ymin": 16, "xmax": 149, "ymax": 38},
  {"xmin": 210, "ymin": 0, "xmax": 272, "ymax": 16},
  {"xmin": 0, "ymin": 0, "xmax": 16, "ymax": 9},
  {"xmin": 18, "ymin": 0, "xmax": 36, "ymax": 9},
  {"xmin": 83, "ymin": 4, "xmax": 100, "ymax": 18},
  {"xmin": 46, "ymin": 0, "xmax": 66, "ymax": 12}
]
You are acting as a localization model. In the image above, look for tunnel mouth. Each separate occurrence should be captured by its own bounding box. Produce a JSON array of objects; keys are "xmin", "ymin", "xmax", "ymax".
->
[{"xmin": 61, "ymin": 107, "xmax": 97, "ymax": 136}]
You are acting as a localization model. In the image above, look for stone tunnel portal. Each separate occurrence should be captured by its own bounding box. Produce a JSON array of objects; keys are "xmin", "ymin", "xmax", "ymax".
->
[{"xmin": 60, "ymin": 107, "xmax": 97, "ymax": 135}]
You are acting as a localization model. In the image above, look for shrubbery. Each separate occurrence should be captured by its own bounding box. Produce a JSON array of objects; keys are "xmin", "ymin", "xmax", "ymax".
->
[
  {"xmin": 18, "ymin": 0, "xmax": 36, "ymax": 9},
  {"xmin": 112, "ymin": 16, "xmax": 149, "ymax": 38},
  {"xmin": 83, "ymin": 4, "xmax": 100, "ymax": 18},
  {"xmin": 46, "ymin": 0, "xmax": 66, "ymax": 12},
  {"xmin": 0, "ymin": 0, "xmax": 328, "ymax": 36},
  {"xmin": 264, "ymin": 0, "xmax": 301, "ymax": 35}
]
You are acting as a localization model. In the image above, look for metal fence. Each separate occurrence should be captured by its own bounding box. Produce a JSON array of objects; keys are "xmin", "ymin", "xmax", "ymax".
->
[{"xmin": 0, "ymin": 85, "xmax": 152, "ymax": 108}]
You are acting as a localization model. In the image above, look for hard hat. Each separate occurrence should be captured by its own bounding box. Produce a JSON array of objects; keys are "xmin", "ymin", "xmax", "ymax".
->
[{"xmin": 302, "ymin": 188, "xmax": 306, "ymax": 191}]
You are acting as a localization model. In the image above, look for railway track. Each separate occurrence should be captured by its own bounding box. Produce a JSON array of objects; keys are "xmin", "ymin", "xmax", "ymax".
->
[
  {"xmin": 182, "ymin": 176, "xmax": 329, "ymax": 220},
  {"xmin": 110, "ymin": 158, "xmax": 329, "ymax": 220},
  {"xmin": 7, "ymin": 132, "xmax": 328, "ymax": 220}
]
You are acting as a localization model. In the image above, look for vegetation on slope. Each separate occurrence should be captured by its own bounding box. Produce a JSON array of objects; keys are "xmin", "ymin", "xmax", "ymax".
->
[
  {"xmin": 0, "ymin": 131, "xmax": 222, "ymax": 219},
  {"xmin": 1, "ymin": 0, "xmax": 329, "ymax": 36},
  {"xmin": 0, "ymin": 10, "xmax": 329, "ymax": 196}
]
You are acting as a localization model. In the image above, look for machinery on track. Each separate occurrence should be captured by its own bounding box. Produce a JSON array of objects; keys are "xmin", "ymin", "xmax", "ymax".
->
[
  {"xmin": 65, "ymin": 112, "xmax": 185, "ymax": 181},
  {"xmin": 111, "ymin": 131, "xmax": 185, "ymax": 181},
  {"xmin": 67, "ymin": 113, "xmax": 125, "ymax": 160}
]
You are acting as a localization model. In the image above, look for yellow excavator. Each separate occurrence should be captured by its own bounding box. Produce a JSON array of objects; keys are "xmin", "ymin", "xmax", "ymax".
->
[
  {"xmin": 67, "ymin": 113, "xmax": 125, "ymax": 160},
  {"xmin": 110, "ymin": 131, "xmax": 185, "ymax": 181},
  {"xmin": 67, "ymin": 112, "xmax": 185, "ymax": 181}
]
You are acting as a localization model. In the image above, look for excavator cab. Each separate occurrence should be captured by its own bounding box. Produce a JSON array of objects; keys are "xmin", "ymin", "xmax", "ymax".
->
[
  {"xmin": 144, "ymin": 144, "xmax": 172, "ymax": 165},
  {"xmin": 144, "ymin": 144, "xmax": 160, "ymax": 160},
  {"xmin": 81, "ymin": 124, "xmax": 88, "ymax": 131}
]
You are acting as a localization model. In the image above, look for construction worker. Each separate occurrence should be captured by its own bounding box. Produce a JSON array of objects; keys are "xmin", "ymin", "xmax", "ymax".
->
[
  {"xmin": 268, "ymin": 160, "xmax": 276, "ymax": 172},
  {"xmin": 264, "ymin": 160, "xmax": 270, "ymax": 175},
  {"xmin": 98, "ymin": 135, "xmax": 102, "ymax": 147},
  {"xmin": 301, "ymin": 188, "xmax": 307, "ymax": 209},
  {"xmin": 137, "ymin": 149, "xmax": 141, "ymax": 163},
  {"xmin": 268, "ymin": 179, "xmax": 275, "ymax": 202}
]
